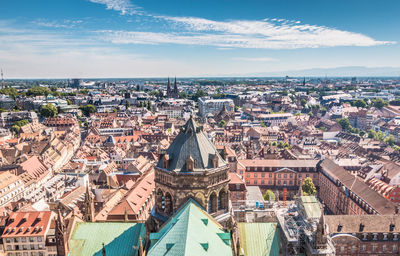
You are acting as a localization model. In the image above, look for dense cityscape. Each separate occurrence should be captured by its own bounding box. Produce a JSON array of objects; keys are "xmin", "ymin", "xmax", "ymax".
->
[
  {"xmin": 0, "ymin": 76, "xmax": 398, "ymax": 255},
  {"xmin": 2, "ymin": 0, "xmax": 400, "ymax": 255}
]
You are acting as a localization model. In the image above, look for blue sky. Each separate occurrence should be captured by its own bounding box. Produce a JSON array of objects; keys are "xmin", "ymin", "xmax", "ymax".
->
[{"xmin": 1, "ymin": 0, "xmax": 400, "ymax": 78}]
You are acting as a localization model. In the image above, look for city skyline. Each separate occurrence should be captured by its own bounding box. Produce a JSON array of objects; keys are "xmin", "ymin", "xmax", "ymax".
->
[{"xmin": 1, "ymin": 0, "xmax": 400, "ymax": 78}]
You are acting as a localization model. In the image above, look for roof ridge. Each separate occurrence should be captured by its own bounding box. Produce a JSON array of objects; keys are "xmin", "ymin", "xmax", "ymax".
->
[{"xmin": 182, "ymin": 203, "xmax": 193, "ymax": 255}]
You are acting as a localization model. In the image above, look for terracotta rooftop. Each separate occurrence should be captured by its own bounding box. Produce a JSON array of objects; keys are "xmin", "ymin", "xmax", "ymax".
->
[
  {"xmin": 1, "ymin": 211, "xmax": 54, "ymax": 238},
  {"xmin": 108, "ymin": 170, "xmax": 155, "ymax": 216}
]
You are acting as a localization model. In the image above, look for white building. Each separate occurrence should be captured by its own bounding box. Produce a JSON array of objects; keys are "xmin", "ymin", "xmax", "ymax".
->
[{"xmin": 198, "ymin": 98, "xmax": 234, "ymax": 117}]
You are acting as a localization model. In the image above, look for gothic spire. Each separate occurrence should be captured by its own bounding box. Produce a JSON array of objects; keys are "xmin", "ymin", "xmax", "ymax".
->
[
  {"xmin": 167, "ymin": 77, "xmax": 171, "ymax": 94},
  {"xmin": 174, "ymin": 76, "xmax": 178, "ymax": 93}
]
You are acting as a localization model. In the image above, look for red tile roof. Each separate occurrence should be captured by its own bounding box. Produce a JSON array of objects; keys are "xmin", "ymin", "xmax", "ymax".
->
[
  {"xmin": 1, "ymin": 211, "xmax": 54, "ymax": 238},
  {"xmin": 108, "ymin": 170, "xmax": 154, "ymax": 216},
  {"xmin": 20, "ymin": 156, "xmax": 49, "ymax": 181}
]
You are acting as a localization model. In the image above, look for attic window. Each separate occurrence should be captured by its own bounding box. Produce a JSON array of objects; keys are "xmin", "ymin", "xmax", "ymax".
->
[
  {"xmin": 166, "ymin": 243, "xmax": 174, "ymax": 251},
  {"xmin": 201, "ymin": 218, "xmax": 208, "ymax": 226},
  {"xmin": 359, "ymin": 223, "xmax": 364, "ymax": 232},
  {"xmin": 200, "ymin": 243, "xmax": 209, "ymax": 251},
  {"xmin": 212, "ymin": 154, "xmax": 218, "ymax": 168},
  {"xmin": 186, "ymin": 156, "xmax": 194, "ymax": 172},
  {"xmin": 163, "ymin": 154, "xmax": 169, "ymax": 169}
]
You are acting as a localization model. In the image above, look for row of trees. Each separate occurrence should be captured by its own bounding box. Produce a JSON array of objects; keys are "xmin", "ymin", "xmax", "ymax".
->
[
  {"xmin": 263, "ymin": 177, "xmax": 316, "ymax": 201},
  {"xmin": 351, "ymin": 98, "xmax": 389, "ymax": 109}
]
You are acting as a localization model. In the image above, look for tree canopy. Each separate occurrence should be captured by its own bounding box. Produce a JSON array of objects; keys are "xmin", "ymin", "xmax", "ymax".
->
[
  {"xmin": 27, "ymin": 86, "xmax": 51, "ymax": 97},
  {"xmin": 40, "ymin": 104, "xmax": 58, "ymax": 118},
  {"xmin": 302, "ymin": 177, "xmax": 316, "ymax": 196},
  {"xmin": 264, "ymin": 190, "xmax": 276, "ymax": 201},
  {"xmin": 79, "ymin": 105, "xmax": 96, "ymax": 117}
]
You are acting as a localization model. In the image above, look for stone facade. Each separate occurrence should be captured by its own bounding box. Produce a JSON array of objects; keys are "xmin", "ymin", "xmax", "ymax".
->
[{"xmin": 154, "ymin": 118, "xmax": 230, "ymax": 218}]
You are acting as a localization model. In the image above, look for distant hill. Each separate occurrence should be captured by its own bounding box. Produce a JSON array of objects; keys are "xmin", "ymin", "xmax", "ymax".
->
[{"xmin": 241, "ymin": 66, "xmax": 400, "ymax": 77}]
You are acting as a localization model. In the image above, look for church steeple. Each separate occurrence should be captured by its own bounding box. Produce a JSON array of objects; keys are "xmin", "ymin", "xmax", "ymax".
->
[
  {"xmin": 167, "ymin": 77, "xmax": 171, "ymax": 95},
  {"xmin": 174, "ymin": 76, "xmax": 178, "ymax": 93},
  {"xmin": 84, "ymin": 184, "xmax": 95, "ymax": 222},
  {"xmin": 55, "ymin": 209, "xmax": 68, "ymax": 256}
]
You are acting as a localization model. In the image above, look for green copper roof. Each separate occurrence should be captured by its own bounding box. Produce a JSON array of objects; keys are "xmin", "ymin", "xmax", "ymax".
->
[
  {"xmin": 238, "ymin": 223, "xmax": 280, "ymax": 256},
  {"xmin": 157, "ymin": 117, "xmax": 226, "ymax": 172},
  {"xmin": 148, "ymin": 199, "xmax": 233, "ymax": 256},
  {"xmin": 68, "ymin": 222, "xmax": 145, "ymax": 256},
  {"xmin": 300, "ymin": 196, "xmax": 322, "ymax": 219}
]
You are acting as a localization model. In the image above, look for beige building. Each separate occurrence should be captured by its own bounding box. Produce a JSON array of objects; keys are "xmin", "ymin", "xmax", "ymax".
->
[
  {"xmin": 1, "ymin": 211, "xmax": 57, "ymax": 256},
  {"xmin": 0, "ymin": 171, "xmax": 24, "ymax": 207}
]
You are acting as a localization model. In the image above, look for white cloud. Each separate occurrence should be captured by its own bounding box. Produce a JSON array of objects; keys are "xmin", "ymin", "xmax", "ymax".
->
[
  {"xmin": 89, "ymin": 0, "xmax": 140, "ymax": 15},
  {"xmin": 232, "ymin": 57, "xmax": 278, "ymax": 62},
  {"xmin": 159, "ymin": 16, "xmax": 394, "ymax": 49},
  {"xmin": 33, "ymin": 19, "xmax": 83, "ymax": 29}
]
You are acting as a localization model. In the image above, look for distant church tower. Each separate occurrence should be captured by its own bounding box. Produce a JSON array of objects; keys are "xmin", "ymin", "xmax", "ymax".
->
[
  {"xmin": 167, "ymin": 77, "xmax": 179, "ymax": 98},
  {"xmin": 83, "ymin": 185, "xmax": 95, "ymax": 222}
]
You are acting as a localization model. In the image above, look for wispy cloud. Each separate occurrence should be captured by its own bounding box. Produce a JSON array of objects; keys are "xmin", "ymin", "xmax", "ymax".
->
[
  {"xmin": 154, "ymin": 16, "xmax": 394, "ymax": 49},
  {"xmin": 32, "ymin": 19, "xmax": 83, "ymax": 29},
  {"xmin": 232, "ymin": 57, "xmax": 278, "ymax": 62},
  {"xmin": 86, "ymin": 1, "xmax": 394, "ymax": 49},
  {"xmin": 89, "ymin": 0, "xmax": 140, "ymax": 15}
]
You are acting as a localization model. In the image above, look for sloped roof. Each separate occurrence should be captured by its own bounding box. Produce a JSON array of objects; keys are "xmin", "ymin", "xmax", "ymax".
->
[
  {"xmin": 147, "ymin": 199, "xmax": 232, "ymax": 256},
  {"xmin": 319, "ymin": 158, "xmax": 396, "ymax": 215},
  {"xmin": 68, "ymin": 222, "xmax": 145, "ymax": 256},
  {"xmin": 238, "ymin": 222, "xmax": 280, "ymax": 256},
  {"xmin": 157, "ymin": 118, "xmax": 226, "ymax": 172},
  {"xmin": 2, "ymin": 211, "xmax": 54, "ymax": 238},
  {"xmin": 300, "ymin": 196, "xmax": 322, "ymax": 219},
  {"xmin": 108, "ymin": 170, "xmax": 155, "ymax": 217}
]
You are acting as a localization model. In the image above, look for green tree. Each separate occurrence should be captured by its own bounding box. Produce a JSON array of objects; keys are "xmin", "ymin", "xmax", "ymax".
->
[
  {"xmin": 0, "ymin": 87, "xmax": 19, "ymax": 99},
  {"xmin": 147, "ymin": 101, "xmax": 152, "ymax": 111},
  {"xmin": 66, "ymin": 99, "xmax": 73, "ymax": 105},
  {"xmin": 337, "ymin": 118, "xmax": 351, "ymax": 131},
  {"xmin": 352, "ymin": 99, "xmax": 367, "ymax": 108},
  {"xmin": 218, "ymin": 120, "xmax": 226, "ymax": 127},
  {"xmin": 300, "ymin": 99, "xmax": 307, "ymax": 108},
  {"xmin": 264, "ymin": 190, "xmax": 276, "ymax": 201},
  {"xmin": 371, "ymin": 98, "xmax": 388, "ymax": 109},
  {"xmin": 79, "ymin": 105, "xmax": 96, "ymax": 117},
  {"xmin": 191, "ymin": 88, "xmax": 207, "ymax": 101},
  {"xmin": 260, "ymin": 121, "xmax": 266, "ymax": 127},
  {"xmin": 302, "ymin": 177, "xmax": 316, "ymax": 196},
  {"xmin": 11, "ymin": 119, "xmax": 29, "ymax": 133},
  {"xmin": 80, "ymin": 89, "xmax": 89, "ymax": 95},
  {"xmin": 234, "ymin": 106, "xmax": 239, "ymax": 112},
  {"xmin": 26, "ymin": 86, "xmax": 51, "ymax": 97},
  {"xmin": 385, "ymin": 135, "xmax": 396, "ymax": 146},
  {"xmin": 125, "ymin": 100, "xmax": 131, "ymax": 109},
  {"xmin": 178, "ymin": 92, "xmax": 188, "ymax": 99},
  {"xmin": 40, "ymin": 104, "xmax": 58, "ymax": 118}
]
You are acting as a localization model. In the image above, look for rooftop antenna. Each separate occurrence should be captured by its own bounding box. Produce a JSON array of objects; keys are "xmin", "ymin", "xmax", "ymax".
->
[{"xmin": 1, "ymin": 69, "xmax": 4, "ymax": 89}]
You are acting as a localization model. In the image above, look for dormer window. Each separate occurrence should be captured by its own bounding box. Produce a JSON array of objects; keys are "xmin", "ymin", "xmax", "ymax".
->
[
  {"xmin": 163, "ymin": 154, "xmax": 169, "ymax": 169},
  {"xmin": 212, "ymin": 154, "xmax": 218, "ymax": 168},
  {"xmin": 186, "ymin": 156, "xmax": 194, "ymax": 172}
]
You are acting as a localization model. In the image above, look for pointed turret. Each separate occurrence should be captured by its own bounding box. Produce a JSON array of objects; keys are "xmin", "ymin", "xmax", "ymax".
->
[
  {"xmin": 138, "ymin": 237, "xmax": 144, "ymax": 256},
  {"xmin": 102, "ymin": 243, "xmax": 106, "ymax": 256},
  {"xmin": 156, "ymin": 117, "xmax": 226, "ymax": 172},
  {"xmin": 84, "ymin": 184, "xmax": 95, "ymax": 222},
  {"xmin": 174, "ymin": 76, "xmax": 178, "ymax": 93},
  {"xmin": 167, "ymin": 77, "xmax": 171, "ymax": 96}
]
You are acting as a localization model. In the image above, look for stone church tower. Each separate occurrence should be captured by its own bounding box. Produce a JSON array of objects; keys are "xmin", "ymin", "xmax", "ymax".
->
[
  {"xmin": 83, "ymin": 185, "xmax": 95, "ymax": 222},
  {"xmin": 55, "ymin": 209, "xmax": 69, "ymax": 256},
  {"xmin": 155, "ymin": 117, "xmax": 229, "ymax": 217}
]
